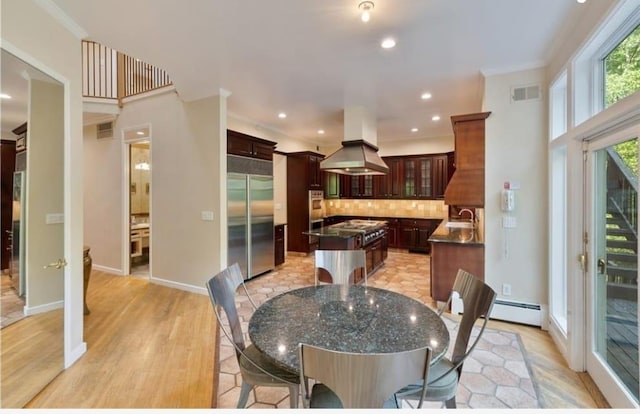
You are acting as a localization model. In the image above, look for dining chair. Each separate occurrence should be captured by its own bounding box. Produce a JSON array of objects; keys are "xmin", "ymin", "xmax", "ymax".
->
[
  {"xmin": 394, "ymin": 268, "xmax": 497, "ymax": 408},
  {"xmin": 314, "ymin": 249, "xmax": 367, "ymax": 286},
  {"xmin": 205, "ymin": 263, "xmax": 300, "ymax": 408},
  {"xmin": 298, "ymin": 343, "xmax": 432, "ymax": 408}
]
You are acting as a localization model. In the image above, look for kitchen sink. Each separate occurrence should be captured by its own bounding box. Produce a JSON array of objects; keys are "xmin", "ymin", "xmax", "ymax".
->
[{"xmin": 445, "ymin": 221, "xmax": 474, "ymax": 229}]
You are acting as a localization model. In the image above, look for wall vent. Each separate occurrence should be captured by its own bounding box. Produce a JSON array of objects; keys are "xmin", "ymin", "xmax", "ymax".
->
[
  {"xmin": 96, "ymin": 121, "xmax": 114, "ymax": 139},
  {"xmin": 511, "ymin": 84, "xmax": 541, "ymax": 103}
]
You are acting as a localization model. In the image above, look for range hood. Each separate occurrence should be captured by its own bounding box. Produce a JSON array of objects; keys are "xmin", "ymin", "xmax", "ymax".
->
[{"xmin": 320, "ymin": 107, "xmax": 389, "ymax": 176}]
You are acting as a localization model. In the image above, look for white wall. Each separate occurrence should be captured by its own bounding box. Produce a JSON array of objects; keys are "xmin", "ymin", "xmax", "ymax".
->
[
  {"xmin": 2, "ymin": 0, "xmax": 86, "ymax": 366},
  {"xmin": 378, "ymin": 135, "xmax": 454, "ymax": 156},
  {"xmin": 483, "ymin": 67, "xmax": 548, "ymax": 306},
  {"xmin": 84, "ymin": 91, "xmax": 229, "ymax": 290},
  {"xmin": 83, "ymin": 124, "xmax": 123, "ymax": 273}
]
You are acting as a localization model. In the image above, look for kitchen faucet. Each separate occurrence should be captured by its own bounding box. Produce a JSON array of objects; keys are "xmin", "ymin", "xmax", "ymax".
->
[{"xmin": 459, "ymin": 208, "xmax": 474, "ymax": 222}]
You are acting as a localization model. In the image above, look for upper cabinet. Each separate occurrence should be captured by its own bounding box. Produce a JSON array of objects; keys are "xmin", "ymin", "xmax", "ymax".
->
[
  {"xmin": 287, "ymin": 151, "xmax": 325, "ymax": 191},
  {"xmin": 374, "ymin": 157, "xmax": 403, "ymax": 198},
  {"xmin": 308, "ymin": 153, "xmax": 323, "ymax": 189},
  {"xmin": 227, "ymin": 129, "xmax": 276, "ymax": 161},
  {"xmin": 444, "ymin": 112, "xmax": 491, "ymax": 207},
  {"xmin": 323, "ymin": 153, "xmax": 452, "ymax": 200},
  {"xmin": 403, "ymin": 156, "xmax": 433, "ymax": 198}
]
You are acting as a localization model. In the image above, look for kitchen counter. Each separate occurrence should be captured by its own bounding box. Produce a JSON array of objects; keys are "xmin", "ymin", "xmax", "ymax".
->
[{"xmin": 428, "ymin": 220, "xmax": 484, "ymax": 245}]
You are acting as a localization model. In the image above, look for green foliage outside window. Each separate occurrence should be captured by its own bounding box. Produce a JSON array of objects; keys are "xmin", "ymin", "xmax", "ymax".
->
[
  {"xmin": 604, "ymin": 24, "xmax": 640, "ymax": 107},
  {"xmin": 605, "ymin": 27, "xmax": 640, "ymax": 176},
  {"xmin": 614, "ymin": 139, "xmax": 638, "ymax": 175}
]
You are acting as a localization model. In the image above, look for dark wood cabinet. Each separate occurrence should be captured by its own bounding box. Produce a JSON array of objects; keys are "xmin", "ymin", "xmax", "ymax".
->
[
  {"xmin": 308, "ymin": 154, "xmax": 323, "ymax": 189},
  {"xmin": 444, "ymin": 112, "xmax": 490, "ymax": 207},
  {"xmin": 385, "ymin": 218, "xmax": 400, "ymax": 248},
  {"xmin": 324, "ymin": 172, "xmax": 340, "ymax": 199},
  {"xmin": 286, "ymin": 151, "xmax": 325, "ymax": 253},
  {"xmin": 403, "ymin": 156, "xmax": 433, "ymax": 198},
  {"xmin": 374, "ymin": 157, "xmax": 403, "ymax": 198},
  {"xmin": 400, "ymin": 218, "xmax": 439, "ymax": 253},
  {"xmin": 227, "ymin": 129, "xmax": 276, "ymax": 160},
  {"xmin": 365, "ymin": 238, "xmax": 384, "ymax": 275},
  {"xmin": 1, "ymin": 139, "xmax": 16, "ymax": 270},
  {"xmin": 349, "ymin": 175, "xmax": 373, "ymax": 198},
  {"xmin": 432, "ymin": 155, "xmax": 448, "ymax": 199},
  {"xmin": 430, "ymin": 242, "xmax": 484, "ymax": 302},
  {"xmin": 274, "ymin": 224, "xmax": 285, "ymax": 266}
]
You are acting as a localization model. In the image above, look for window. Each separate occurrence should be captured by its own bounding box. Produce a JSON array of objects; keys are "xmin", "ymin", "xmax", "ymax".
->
[
  {"xmin": 550, "ymin": 71, "xmax": 568, "ymax": 140},
  {"xmin": 550, "ymin": 146, "xmax": 568, "ymax": 333},
  {"xmin": 604, "ymin": 23, "xmax": 640, "ymax": 108}
]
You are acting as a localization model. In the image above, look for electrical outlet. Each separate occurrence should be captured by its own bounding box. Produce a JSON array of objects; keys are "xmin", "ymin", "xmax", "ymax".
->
[{"xmin": 502, "ymin": 283, "xmax": 512, "ymax": 296}]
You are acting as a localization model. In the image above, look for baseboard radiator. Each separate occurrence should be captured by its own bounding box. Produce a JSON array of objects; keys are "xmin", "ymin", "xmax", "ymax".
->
[{"xmin": 452, "ymin": 296, "xmax": 544, "ymax": 327}]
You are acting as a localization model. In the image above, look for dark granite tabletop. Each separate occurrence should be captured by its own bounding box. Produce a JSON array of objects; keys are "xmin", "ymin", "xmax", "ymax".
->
[{"xmin": 248, "ymin": 284, "xmax": 450, "ymax": 373}]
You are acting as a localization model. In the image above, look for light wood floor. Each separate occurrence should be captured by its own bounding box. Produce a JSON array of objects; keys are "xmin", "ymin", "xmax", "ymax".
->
[
  {"xmin": 22, "ymin": 252, "xmax": 609, "ymax": 408},
  {"xmin": 26, "ymin": 271, "xmax": 217, "ymax": 408}
]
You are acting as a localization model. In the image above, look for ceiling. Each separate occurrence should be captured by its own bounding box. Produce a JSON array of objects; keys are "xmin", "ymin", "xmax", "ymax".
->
[
  {"xmin": 8, "ymin": 1, "xmax": 586, "ymax": 145},
  {"xmin": 1, "ymin": 49, "xmax": 61, "ymax": 138}
]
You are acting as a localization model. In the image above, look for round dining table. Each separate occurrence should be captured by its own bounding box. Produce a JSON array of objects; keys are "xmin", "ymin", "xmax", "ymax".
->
[{"xmin": 248, "ymin": 284, "xmax": 450, "ymax": 374}]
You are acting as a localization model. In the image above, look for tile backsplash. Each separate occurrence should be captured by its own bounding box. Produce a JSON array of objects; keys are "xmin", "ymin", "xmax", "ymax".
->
[{"xmin": 324, "ymin": 199, "xmax": 448, "ymax": 219}]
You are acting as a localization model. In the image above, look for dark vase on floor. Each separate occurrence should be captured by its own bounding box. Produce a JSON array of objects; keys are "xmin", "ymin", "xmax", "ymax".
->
[{"xmin": 83, "ymin": 245, "xmax": 92, "ymax": 315}]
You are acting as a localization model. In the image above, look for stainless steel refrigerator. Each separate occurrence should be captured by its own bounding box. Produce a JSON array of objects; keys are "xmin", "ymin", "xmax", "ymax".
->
[
  {"xmin": 10, "ymin": 171, "xmax": 25, "ymax": 297},
  {"xmin": 227, "ymin": 155, "xmax": 274, "ymax": 280}
]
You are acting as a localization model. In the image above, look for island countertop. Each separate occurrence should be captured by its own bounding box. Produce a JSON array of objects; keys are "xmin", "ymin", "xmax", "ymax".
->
[{"xmin": 428, "ymin": 220, "xmax": 484, "ymax": 245}]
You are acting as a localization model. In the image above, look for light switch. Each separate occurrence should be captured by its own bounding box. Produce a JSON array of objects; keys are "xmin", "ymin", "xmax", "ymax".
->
[
  {"xmin": 201, "ymin": 211, "xmax": 214, "ymax": 221},
  {"xmin": 46, "ymin": 213, "xmax": 64, "ymax": 224}
]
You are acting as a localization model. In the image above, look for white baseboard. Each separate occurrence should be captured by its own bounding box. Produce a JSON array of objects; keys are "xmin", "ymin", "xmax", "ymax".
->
[
  {"xmin": 150, "ymin": 276, "xmax": 207, "ymax": 296},
  {"xmin": 24, "ymin": 299, "xmax": 63, "ymax": 316},
  {"xmin": 66, "ymin": 342, "xmax": 87, "ymax": 369},
  {"xmin": 92, "ymin": 264, "xmax": 124, "ymax": 275}
]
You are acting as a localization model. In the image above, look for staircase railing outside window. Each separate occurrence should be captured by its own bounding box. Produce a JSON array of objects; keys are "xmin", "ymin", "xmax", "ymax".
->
[{"xmin": 82, "ymin": 40, "xmax": 172, "ymax": 107}]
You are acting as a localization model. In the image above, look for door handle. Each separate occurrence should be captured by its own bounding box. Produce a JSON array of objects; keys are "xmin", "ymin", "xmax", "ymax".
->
[
  {"xmin": 578, "ymin": 253, "xmax": 588, "ymax": 272},
  {"xmin": 597, "ymin": 258, "xmax": 606, "ymax": 275},
  {"xmin": 44, "ymin": 258, "xmax": 68, "ymax": 269}
]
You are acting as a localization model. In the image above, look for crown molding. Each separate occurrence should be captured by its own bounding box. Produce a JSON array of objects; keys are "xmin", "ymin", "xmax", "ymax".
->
[{"xmin": 35, "ymin": 0, "xmax": 88, "ymax": 39}]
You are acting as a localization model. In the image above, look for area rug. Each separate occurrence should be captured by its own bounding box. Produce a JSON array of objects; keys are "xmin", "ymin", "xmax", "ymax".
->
[
  {"xmin": 215, "ymin": 313, "xmax": 541, "ymax": 409},
  {"xmin": 400, "ymin": 315, "xmax": 540, "ymax": 409}
]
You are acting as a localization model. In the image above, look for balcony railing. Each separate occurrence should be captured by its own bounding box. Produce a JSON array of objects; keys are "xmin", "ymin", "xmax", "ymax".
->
[{"xmin": 82, "ymin": 40, "xmax": 172, "ymax": 106}]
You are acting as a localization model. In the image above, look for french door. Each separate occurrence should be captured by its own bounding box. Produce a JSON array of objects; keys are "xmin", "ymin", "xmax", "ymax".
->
[{"xmin": 586, "ymin": 132, "xmax": 639, "ymax": 408}]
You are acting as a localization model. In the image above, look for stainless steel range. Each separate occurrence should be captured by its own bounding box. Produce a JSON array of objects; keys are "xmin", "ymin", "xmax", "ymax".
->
[{"xmin": 328, "ymin": 219, "xmax": 387, "ymax": 246}]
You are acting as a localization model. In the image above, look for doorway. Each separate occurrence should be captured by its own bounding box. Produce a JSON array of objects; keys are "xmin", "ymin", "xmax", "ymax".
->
[
  {"xmin": 124, "ymin": 125, "xmax": 151, "ymax": 278},
  {"xmin": 587, "ymin": 133, "xmax": 639, "ymax": 407},
  {"xmin": 0, "ymin": 48, "xmax": 65, "ymax": 408}
]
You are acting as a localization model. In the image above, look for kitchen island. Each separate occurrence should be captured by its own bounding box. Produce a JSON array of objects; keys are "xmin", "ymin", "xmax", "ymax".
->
[
  {"xmin": 304, "ymin": 219, "xmax": 388, "ymax": 283},
  {"xmin": 428, "ymin": 220, "xmax": 484, "ymax": 302}
]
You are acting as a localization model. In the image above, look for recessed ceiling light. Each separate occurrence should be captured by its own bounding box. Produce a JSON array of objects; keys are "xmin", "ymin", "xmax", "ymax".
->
[
  {"xmin": 0, "ymin": 93, "xmax": 12, "ymax": 99},
  {"xmin": 136, "ymin": 131, "xmax": 145, "ymax": 136},
  {"xmin": 577, "ymin": 0, "xmax": 586, "ymax": 3},
  {"xmin": 318, "ymin": 129, "xmax": 325, "ymax": 135},
  {"xmin": 381, "ymin": 38, "xmax": 396, "ymax": 49},
  {"xmin": 432, "ymin": 115, "xmax": 441, "ymax": 121},
  {"xmin": 278, "ymin": 112, "xmax": 287, "ymax": 119},
  {"xmin": 421, "ymin": 92, "xmax": 432, "ymax": 100},
  {"xmin": 411, "ymin": 128, "xmax": 418, "ymax": 133}
]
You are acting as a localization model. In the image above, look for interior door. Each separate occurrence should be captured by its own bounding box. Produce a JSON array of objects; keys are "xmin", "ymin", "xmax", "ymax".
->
[
  {"xmin": 0, "ymin": 50, "xmax": 65, "ymax": 408},
  {"xmin": 587, "ymin": 135, "xmax": 639, "ymax": 407}
]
